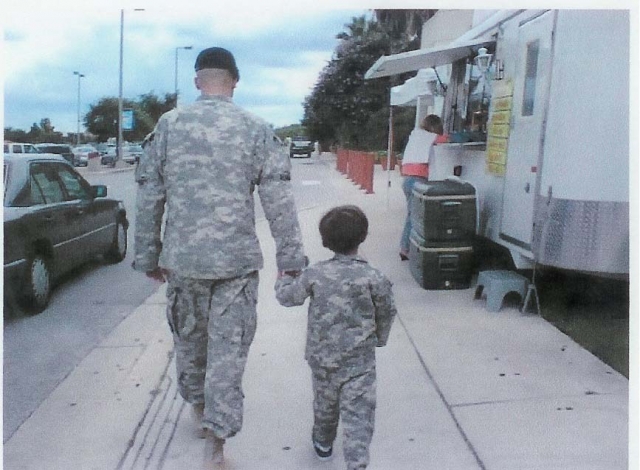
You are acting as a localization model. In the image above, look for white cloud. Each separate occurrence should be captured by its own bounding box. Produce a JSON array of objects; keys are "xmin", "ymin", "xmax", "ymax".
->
[{"xmin": 252, "ymin": 51, "xmax": 332, "ymax": 99}]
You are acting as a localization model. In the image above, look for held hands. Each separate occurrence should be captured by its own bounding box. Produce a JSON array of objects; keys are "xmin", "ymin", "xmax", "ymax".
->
[
  {"xmin": 277, "ymin": 256, "xmax": 308, "ymax": 279},
  {"xmin": 146, "ymin": 267, "xmax": 170, "ymax": 283},
  {"xmin": 277, "ymin": 270, "xmax": 302, "ymax": 279}
]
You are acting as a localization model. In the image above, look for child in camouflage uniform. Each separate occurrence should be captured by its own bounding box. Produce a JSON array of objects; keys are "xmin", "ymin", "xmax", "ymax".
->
[{"xmin": 276, "ymin": 205, "xmax": 397, "ymax": 470}]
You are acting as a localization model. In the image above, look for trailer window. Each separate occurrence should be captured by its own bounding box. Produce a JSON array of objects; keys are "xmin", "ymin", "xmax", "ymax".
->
[
  {"xmin": 522, "ymin": 40, "xmax": 540, "ymax": 116},
  {"xmin": 442, "ymin": 58, "xmax": 492, "ymax": 142}
]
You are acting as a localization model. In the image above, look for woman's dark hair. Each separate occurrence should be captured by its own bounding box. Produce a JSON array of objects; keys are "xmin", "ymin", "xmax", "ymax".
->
[
  {"xmin": 421, "ymin": 114, "xmax": 444, "ymax": 135},
  {"xmin": 319, "ymin": 205, "xmax": 369, "ymax": 254}
]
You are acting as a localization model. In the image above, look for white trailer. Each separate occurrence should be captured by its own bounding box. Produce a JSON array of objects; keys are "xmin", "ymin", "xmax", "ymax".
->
[{"xmin": 367, "ymin": 9, "xmax": 630, "ymax": 278}]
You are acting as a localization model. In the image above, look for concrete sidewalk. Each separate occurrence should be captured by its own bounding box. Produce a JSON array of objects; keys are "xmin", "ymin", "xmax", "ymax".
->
[{"xmin": 4, "ymin": 155, "xmax": 629, "ymax": 469}]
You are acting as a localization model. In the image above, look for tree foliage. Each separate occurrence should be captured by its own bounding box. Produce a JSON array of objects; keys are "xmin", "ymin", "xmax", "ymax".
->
[
  {"xmin": 3, "ymin": 127, "xmax": 29, "ymax": 143},
  {"xmin": 84, "ymin": 92, "xmax": 176, "ymax": 143},
  {"xmin": 374, "ymin": 9, "xmax": 436, "ymax": 43},
  {"xmin": 302, "ymin": 11, "xmax": 435, "ymax": 152},
  {"xmin": 274, "ymin": 124, "xmax": 308, "ymax": 141},
  {"xmin": 5, "ymin": 92, "xmax": 176, "ymax": 145},
  {"xmin": 21, "ymin": 119, "xmax": 64, "ymax": 143}
]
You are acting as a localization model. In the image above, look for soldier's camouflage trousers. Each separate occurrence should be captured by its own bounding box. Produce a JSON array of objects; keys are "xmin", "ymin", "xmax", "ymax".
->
[
  {"xmin": 165, "ymin": 271, "xmax": 259, "ymax": 439},
  {"xmin": 311, "ymin": 365, "xmax": 376, "ymax": 470}
]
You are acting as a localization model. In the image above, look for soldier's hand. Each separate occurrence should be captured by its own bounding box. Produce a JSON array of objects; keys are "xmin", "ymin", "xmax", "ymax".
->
[{"xmin": 146, "ymin": 267, "xmax": 169, "ymax": 283}]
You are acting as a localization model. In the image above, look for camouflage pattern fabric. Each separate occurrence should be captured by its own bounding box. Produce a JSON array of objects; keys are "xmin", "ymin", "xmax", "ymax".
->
[
  {"xmin": 165, "ymin": 271, "xmax": 259, "ymax": 439},
  {"xmin": 134, "ymin": 94, "xmax": 306, "ymax": 279},
  {"xmin": 275, "ymin": 253, "xmax": 397, "ymax": 373},
  {"xmin": 275, "ymin": 253, "xmax": 396, "ymax": 469},
  {"xmin": 312, "ymin": 366, "xmax": 376, "ymax": 470}
]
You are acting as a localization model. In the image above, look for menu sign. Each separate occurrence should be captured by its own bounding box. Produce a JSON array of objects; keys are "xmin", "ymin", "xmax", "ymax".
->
[{"xmin": 485, "ymin": 80, "xmax": 513, "ymax": 175}]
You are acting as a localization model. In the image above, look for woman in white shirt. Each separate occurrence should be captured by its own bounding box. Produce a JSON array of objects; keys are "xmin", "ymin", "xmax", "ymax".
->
[{"xmin": 399, "ymin": 114, "xmax": 445, "ymax": 260}]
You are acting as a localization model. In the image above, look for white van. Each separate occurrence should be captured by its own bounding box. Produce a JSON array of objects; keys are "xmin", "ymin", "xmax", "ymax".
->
[{"xmin": 4, "ymin": 142, "xmax": 41, "ymax": 155}]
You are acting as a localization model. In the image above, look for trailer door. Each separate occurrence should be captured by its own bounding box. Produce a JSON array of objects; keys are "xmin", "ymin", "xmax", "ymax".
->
[{"xmin": 499, "ymin": 11, "xmax": 554, "ymax": 249}]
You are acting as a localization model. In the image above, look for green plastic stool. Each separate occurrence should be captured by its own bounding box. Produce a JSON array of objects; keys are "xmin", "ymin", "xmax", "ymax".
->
[{"xmin": 474, "ymin": 270, "xmax": 529, "ymax": 312}]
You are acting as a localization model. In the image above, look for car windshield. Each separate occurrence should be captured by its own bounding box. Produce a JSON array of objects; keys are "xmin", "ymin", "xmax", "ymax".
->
[
  {"xmin": 40, "ymin": 146, "xmax": 71, "ymax": 154},
  {"xmin": 292, "ymin": 136, "xmax": 309, "ymax": 141},
  {"xmin": 127, "ymin": 145, "xmax": 143, "ymax": 152}
]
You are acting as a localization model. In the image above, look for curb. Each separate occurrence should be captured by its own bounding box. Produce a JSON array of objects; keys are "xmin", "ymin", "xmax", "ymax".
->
[
  {"xmin": 77, "ymin": 165, "xmax": 136, "ymax": 176},
  {"xmin": 3, "ymin": 286, "xmax": 174, "ymax": 470}
]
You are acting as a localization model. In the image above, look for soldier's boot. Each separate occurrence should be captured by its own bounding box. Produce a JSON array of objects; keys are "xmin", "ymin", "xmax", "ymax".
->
[
  {"xmin": 191, "ymin": 403, "xmax": 206, "ymax": 439},
  {"xmin": 204, "ymin": 430, "xmax": 225, "ymax": 465}
]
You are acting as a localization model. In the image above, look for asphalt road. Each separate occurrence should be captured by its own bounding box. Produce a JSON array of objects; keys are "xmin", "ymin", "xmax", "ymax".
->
[
  {"xmin": 2, "ymin": 167, "xmax": 158, "ymax": 442},
  {"xmin": 2, "ymin": 154, "xmax": 334, "ymax": 442}
]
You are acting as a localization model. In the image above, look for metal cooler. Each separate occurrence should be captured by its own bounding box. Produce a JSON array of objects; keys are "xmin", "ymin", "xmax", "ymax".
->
[
  {"xmin": 410, "ymin": 179, "xmax": 476, "ymax": 245},
  {"xmin": 408, "ymin": 179, "xmax": 476, "ymax": 290}
]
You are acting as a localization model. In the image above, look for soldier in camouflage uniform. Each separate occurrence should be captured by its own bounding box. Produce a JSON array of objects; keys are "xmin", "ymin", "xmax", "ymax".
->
[
  {"xmin": 275, "ymin": 205, "xmax": 397, "ymax": 470},
  {"xmin": 133, "ymin": 47, "xmax": 306, "ymax": 464}
]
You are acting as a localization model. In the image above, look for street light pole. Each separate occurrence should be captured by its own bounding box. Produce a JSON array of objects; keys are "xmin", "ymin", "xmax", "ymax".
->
[
  {"xmin": 117, "ymin": 8, "xmax": 144, "ymax": 166},
  {"xmin": 174, "ymin": 46, "xmax": 193, "ymax": 107},
  {"xmin": 117, "ymin": 9, "xmax": 124, "ymax": 166},
  {"xmin": 73, "ymin": 71, "xmax": 85, "ymax": 146}
]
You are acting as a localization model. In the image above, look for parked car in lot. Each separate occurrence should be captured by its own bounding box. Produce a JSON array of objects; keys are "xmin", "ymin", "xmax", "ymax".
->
[
  {"xmin": 3, "ymin": 154, "xmax": 129, "ymax": 313},
  {"xmin": 72, "ymin": 145, "xmax": 100, "ymax": 167},
  {"xmin": 289, "ymin": 136, "xmax": 313, "ymax": 158},
  {"xmin": 95, "ymin": 143, "xmax": 109, "ymax": 156},
  {"xmin": 4, "ymin": 142, "xmax": 41, "ymax": 155},
  {"xmin": 100, "ymin": 145, "xmax": 118, "ymax": 166},
  {"xmin": 35, "ymin": 143, "xmax": 74, "ymax": 164},
  {"xmin": 123, "ymin": 144, "xmax": 143, "ymax": 164}
]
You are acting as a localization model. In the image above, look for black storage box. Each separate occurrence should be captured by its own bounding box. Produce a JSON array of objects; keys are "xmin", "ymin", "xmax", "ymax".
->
[
  {"xmin": 410, "ymin": 179, "xmax": 476, "ymax": 245},
  {"xmin": 409, "ymin": 230, "xmax": 474, "ymax": 290}
]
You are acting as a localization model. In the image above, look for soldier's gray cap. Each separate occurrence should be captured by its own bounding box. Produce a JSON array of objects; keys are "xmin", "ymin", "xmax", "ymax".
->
[{"xmin": 194, "ymin": 47, "xmax": 240, "ymax": 81}]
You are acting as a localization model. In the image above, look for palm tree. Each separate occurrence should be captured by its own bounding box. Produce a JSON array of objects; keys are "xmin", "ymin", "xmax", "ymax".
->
[
  {"xmin": 336, "ymin": 15, "xmax": 370, "ymax": 41},
  {"xmin": 374, "ymin": 9, "xmax": 437, "ymax": 46}
]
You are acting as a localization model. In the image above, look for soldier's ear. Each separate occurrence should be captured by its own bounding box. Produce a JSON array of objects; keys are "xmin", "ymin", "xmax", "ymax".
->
[{"xmin": 194, "ymin": 76, "xmax": 201, "ymax": 90}]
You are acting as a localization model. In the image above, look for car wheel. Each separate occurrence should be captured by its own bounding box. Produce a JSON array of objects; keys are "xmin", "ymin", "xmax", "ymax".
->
[
  {"xmin": 105, "ymin": 220, "xmax": 128, "ymax": 263},
  {"xmin": 307, "ymin": 152, "xmax": 312, "ymax": 158},
  {"xmin": 20, "ymin": 254, "xmax": 52, "ymax": 314}
]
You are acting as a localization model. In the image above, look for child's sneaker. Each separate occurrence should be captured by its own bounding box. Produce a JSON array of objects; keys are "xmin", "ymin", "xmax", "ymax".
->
[
  {"xmin": 204, "ymin": 430, "xmax": 225, "ymax": 465},
  {"xmin": 313, "ymin": 441, "xmax": 333, "ymax": 461}
]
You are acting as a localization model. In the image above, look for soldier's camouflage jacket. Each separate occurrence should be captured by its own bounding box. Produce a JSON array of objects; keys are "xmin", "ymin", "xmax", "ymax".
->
[
  {"xmin": 134, "ymin": 95, "xmax": 306, "ymax": 279},
  {"xmin": 275, "ymin": 254, "xmax": 397, "ymax": 372}
]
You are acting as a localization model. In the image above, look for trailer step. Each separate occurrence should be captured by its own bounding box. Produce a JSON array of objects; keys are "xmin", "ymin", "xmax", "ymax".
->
[{"xmin": 474, "ymin": 270, "xmax": 530, "ymax": 313}]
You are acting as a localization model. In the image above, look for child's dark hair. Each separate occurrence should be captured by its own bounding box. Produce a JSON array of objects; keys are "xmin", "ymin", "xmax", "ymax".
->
[{"xmin": 319, "ymin": 205, "xmax": 368, "ymax": 254}]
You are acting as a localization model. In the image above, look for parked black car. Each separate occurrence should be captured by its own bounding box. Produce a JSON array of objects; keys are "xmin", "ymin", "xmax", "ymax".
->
[
  {"xmin": 35, "ymin": 144, "xmax": 75, "ymax": 164},
  {"xmin": 3, "ymin": 154, "xmax": 129, "ymax": 313},
  {"xmin": 100, "ymin": 154, "xmax": 116, "ymax": 166}
]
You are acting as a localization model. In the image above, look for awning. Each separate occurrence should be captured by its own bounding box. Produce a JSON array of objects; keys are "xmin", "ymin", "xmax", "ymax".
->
[
  {"xmin": 390, "ymin": 69, "xmax": 438, "ymax": 107},
  {"xmin": 365, "ymin": 38, "xmax": 495, "ymax": 80}
]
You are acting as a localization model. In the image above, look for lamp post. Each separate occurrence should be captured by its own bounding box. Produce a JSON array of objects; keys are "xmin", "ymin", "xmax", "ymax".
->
[
  {"xmin": 118, "ymin": 8, "xmax": 145, "ymax": 165},
  {"xmin": 174, "ymin": 46, "xmax": 193, "ymax": 107},
  {"xmin": 73, "ymin": 71, "xmax": 85, "ymax": 146}
]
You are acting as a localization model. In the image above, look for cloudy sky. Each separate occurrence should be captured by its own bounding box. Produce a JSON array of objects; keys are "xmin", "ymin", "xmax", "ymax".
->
[
  {"xmin": 4, "ymin": 1, "xmax": 637, "ymax": 136},
  {"xmin": 2, "ymin": 1, "xmax": 373, "ymax": 135}
]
